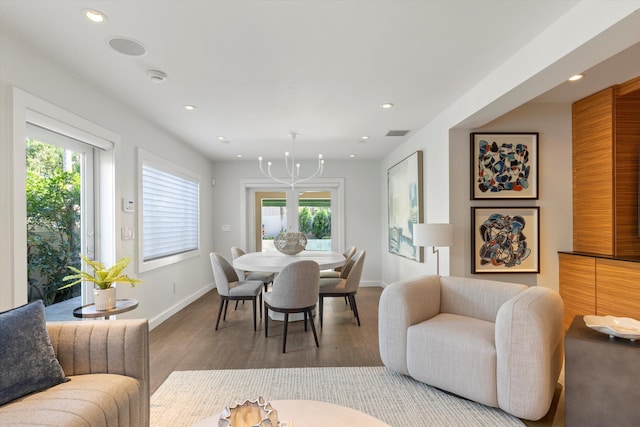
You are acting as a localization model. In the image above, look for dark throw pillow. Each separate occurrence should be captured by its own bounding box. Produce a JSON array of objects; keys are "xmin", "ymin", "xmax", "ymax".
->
[{"xmin": 0, "ymin": 300, "xmax": 68, "ymax": 405}]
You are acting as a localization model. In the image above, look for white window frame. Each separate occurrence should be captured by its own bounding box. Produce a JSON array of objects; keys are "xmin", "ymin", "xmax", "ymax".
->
[
  {"xmin": 137, "ymin": 148, "xmax": 201, "ymax": 273},
  {"xmin": 8, "ymin": 87, "xmax": 117, "ymax": 309},
  {"xmin": 239, "ymin": 178, "xmax": 345, "ymax": 253}
]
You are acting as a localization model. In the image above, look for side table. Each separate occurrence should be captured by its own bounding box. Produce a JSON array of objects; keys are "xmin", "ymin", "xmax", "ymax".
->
[
  {"xmin": 73, "ymin": 298, "xmax": 139, "ymax": 320},
  {"xmin": 565, "ymin": 315, "xmax": 640, "ymax": 427}
]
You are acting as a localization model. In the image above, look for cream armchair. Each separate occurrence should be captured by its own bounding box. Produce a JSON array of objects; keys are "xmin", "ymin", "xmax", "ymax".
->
[{"xmin": 379, "ymin": 275, "xmax": 564, "ymax": 421}]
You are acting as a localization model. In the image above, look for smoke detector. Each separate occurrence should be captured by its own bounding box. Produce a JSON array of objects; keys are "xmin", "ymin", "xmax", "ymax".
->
[{"xmin": 146, "ymin": 70, "xmax": 167, "ymax": 83}]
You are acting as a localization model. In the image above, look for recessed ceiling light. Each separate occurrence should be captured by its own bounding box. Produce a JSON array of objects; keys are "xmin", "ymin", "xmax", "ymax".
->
[
  {"xmin": 218, "ymin": 136, "xmax": 226, "ymax": 140},
  {"xmin": 380, "ymin": 103, "xmax": 394, "ymax": 109},
  {"xmin": 361, "ymin": 136, "xmax": 369, "ymax": 140},
  {"xmin": 108, "ymin": 37, "xmax": 147, "ymax": 56},
  {"xmin": 350, "ymin": 154, "xmax": 356, "ymax": 158},
  {"xmin": 236, "ymin": 154, "xmax": 243, "ymax": 158},
  {"xmin": 568, "ymin": 74, "xmax": 584, "ymax": 82},
  {"xmin": 183, "ymin": 105, "xmax": 196, "ymax": 111},
  {"xmin": 83, "ymin": 9, "xmax": 106, "ymax": 23}
]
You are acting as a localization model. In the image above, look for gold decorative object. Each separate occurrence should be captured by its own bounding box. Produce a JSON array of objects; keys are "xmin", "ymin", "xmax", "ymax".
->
[{"xmin": 218, "ymin": 397, "xmax": 278, "ymax": 427}]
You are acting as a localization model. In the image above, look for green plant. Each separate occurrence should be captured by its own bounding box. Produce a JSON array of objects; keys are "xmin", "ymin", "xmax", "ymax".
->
[
  {"xmin": 299, "ymin": 206, "xmax": 313, "ymax": 235},
  {"xmin": 311, "ymin": 208, "xmax": 331, "ymax": 239},
  {"xmin": 60, "ymin": 255, "xmax": 142, "ymax": 290},
  {"xmin": 26, "ymin": 140, "xmax": 81, "ymax": 305}
]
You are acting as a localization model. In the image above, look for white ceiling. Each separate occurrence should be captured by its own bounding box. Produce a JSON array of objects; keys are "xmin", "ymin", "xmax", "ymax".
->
[{"xmin": 0, "ymin": 1, "xmax": 638, "ymax": 161}]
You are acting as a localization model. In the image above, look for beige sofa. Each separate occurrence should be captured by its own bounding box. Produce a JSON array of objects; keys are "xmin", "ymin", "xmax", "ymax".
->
[
  {"xmin": 0, "ymin": 319, "xmax": 149, "ymax": 427},
  {"xmin": 379, "ymin": 275, "xmax": 564, "ymax": 421}
]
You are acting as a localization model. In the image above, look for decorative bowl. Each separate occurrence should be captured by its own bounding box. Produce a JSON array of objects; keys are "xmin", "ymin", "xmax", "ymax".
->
[
  {"xmin": 273, "ymin": 232, "xmax": 307, "ymax": 255},
  {"xmin": 218, "ymin": 397, "xmax": 278, "ymax": 427},
  {"xmin": 583, "ymin": 315, "xmax": 640, "ymax": 341}
]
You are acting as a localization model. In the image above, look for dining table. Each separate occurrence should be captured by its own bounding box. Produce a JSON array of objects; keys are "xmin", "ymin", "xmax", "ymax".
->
[
  {"xmin": 232, "ymin": 250, "xmax": 346, "ymax": 273},
  {"xmin": 232, "ymin": 250, "xmax": 346, "ymax": 322}
]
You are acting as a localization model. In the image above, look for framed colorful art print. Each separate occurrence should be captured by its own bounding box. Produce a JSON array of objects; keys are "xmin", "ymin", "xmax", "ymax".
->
[
  {"xmin": 470, "ymin": 132, "xmax": 538, "ymax": 200},
  {"xmin": 471, "ymin": 206, "xmax": 540, "ymax": 274},
  {"xmin": 388, "ymin": 151, "xmax": 423, "ymax": 262}
]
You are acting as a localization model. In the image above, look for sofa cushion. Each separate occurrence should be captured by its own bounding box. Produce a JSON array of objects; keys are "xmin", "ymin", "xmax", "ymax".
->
[
  {"xmin": 0, "ymin": 301, "xmax": 68, "ymax": 405},
  {"xmin": 406, "ymin": 313, "xmax": 498, "ymax": 407},
  {"xmin": 0, "ymin": 373, "xmax": 144, "ymax": 427}
]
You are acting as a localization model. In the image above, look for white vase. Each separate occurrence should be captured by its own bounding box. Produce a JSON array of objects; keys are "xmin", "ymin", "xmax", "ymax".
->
[{"xmin": 94, "ymin": 287, "xmax": 116, "ymax": 310}]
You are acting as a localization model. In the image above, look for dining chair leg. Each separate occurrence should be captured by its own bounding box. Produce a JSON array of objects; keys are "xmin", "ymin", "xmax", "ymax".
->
[
  {"xmin": 215, "ymin": 298, "xmax": 225, "ymax": 330},
  {"xmin": 264, "ymin": 305, "xmax": 269, "ymax": 337},
  {"xmin": 350, "ymin": 295, "xmax": 361, "ymax": 326},
  {"xmin": 308, "ymin": 308, "xmax": 319, "ymax": 347},
  {"xmin": 319, "ymin": 295, "xmax": 324, "ymax": 328},
  {"xmin": 235, "ymin": 300, "xmax": 239, "ymax": 310},
  {"xmin": 259, "ymin": 294, "xmax": 263, "ymax": 319},
  {"xmin": 303, "ymin": 310, "xmax": 308, "ymax": 331},
  {"xmin": 252, "ymin": 297, "xmax": 257, "ymax": 331},
  {"xmin": 282, "ymin": 313, "xmax": 289, "ymax": 353}
]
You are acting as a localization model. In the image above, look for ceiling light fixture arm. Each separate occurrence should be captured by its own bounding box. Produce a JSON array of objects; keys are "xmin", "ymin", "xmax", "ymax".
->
[{"xmin": 258, "ymin": 131, "xmax": 324, "ymax": 190}]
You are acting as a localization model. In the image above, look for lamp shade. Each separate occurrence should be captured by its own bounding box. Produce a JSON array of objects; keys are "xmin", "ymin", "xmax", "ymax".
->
[{"xmin": 413, "ymin": 223, "xmax": 454, "ymax": 248}]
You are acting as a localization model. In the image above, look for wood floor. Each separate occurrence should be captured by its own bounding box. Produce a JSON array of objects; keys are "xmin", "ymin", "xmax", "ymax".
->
[{"xmin": 149, "ymin": 286, "xmax": 563, "ymax": 427}]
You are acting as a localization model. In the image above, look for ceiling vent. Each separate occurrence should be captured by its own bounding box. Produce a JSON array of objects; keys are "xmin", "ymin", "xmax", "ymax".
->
[
  {"xmin": 386, "ymin": 130, "xmax": 410, "ymax": 137},
  {"xmin": 146, "ymin": 70, "xmax": 167, "ymax": 83}
]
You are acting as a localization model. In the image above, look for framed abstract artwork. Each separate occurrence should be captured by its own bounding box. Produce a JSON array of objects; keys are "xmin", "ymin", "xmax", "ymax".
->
[
  {"xmin": 470, "ymin": 132, "xmax": 538, "ymax": 200},
  {"xmin": 471, "ymin": 206, "xmax": 540, "ymax": 273},
  {"xmin": 388, "ymin": 151, "xmax": 423, "ymax": 262}
]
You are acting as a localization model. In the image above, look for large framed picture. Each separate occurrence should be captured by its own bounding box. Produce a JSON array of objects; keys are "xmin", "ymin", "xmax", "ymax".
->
[
  {"xmin": 471, "ymin": 206, "xmax": 540, "ymax": 273},
  {"xmin": 388, "ymin": 151, "xmax": 423, "ymax": 262},
  {"xmin": 470, "ymin": 132, "xmax": 538, "ymax": 200}
]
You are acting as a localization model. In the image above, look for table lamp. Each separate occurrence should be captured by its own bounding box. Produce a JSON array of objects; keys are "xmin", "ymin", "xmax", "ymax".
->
[{"xmin": 413, "ymin": 223, "xmax": 454, "ymax": 276}]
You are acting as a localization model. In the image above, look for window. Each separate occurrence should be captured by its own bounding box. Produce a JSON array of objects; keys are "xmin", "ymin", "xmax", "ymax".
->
[{"xmin": 138, "ymin": 149, "xmax": 200, "ymax": 272}]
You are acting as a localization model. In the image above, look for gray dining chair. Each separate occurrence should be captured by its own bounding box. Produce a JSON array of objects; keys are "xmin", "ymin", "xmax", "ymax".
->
[
  {"xmin": 209, "ymin": 252, "xmax": 263, "ymax": 331},
  {"xmin": 231, "ymin": 247, "xmax": 275, "ymax": 292},
  {"xmin": 263, "ymin": 260, "xmax": 320, "ymax": 353},
  {"xmin": 318, "ymin": 250, "xmax": 366, "ymax": 328},
  {"xmin": 319, "ymin": 245, "xmax": 357, "ymax": 279}
]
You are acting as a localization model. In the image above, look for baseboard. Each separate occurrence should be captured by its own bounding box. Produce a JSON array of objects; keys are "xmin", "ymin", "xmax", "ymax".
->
[
  {"xmin": 148, "ymin": 283, "xmax": 215, "ymax": 330},
  {"xmin": 360, "ymin": 280, "xmax": 383, "ymax": 288}
]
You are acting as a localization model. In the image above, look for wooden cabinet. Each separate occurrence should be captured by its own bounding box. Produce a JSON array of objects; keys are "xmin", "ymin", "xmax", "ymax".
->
[
  {"xmin": 561, "ymin": 76, "xmax": 640, "ymax": 328},
  {"xmin": 558, "ymin": 253, "xmax": 595, "ymax": 330},
  {"xmin": 572, "ymin": 76, "xmax": 640, "ymax": 258},
  {"xmin": 559, "ymin": 253, "xmax": 640, "ymax": 330}
]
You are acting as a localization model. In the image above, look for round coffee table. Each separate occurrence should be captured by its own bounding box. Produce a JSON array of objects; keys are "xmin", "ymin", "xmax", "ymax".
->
[{"xmin": 191, "ymin": 399, "xmax": 390, "ymax": 427}]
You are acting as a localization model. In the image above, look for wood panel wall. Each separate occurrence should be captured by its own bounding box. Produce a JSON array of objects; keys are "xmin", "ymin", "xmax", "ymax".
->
[
  {"xmin": 572, "ymin": 88, "xmax": 615, "ymax": 255},
  {"xmin": 614, "ymin": 79, "xmax": 640, "ymax": 257}
]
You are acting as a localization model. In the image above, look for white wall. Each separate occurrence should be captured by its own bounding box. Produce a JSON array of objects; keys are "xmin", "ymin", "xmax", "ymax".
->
[
  {"xmin": 0, "ymin": 33, "xmax": 216, "ymax": 327},
  {"xmin": 380, "ymin": 2, "xmax": 639, "ymax": 288},
  {"xmin": 209, "ymin": 159, "xmax": 382, "ymax": 285},
  {"xmin": 449, "ymin": 103, "xmax": 573, "ymax": 290}
]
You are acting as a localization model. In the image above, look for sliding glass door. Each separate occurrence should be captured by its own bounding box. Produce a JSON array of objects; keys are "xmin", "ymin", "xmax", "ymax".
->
[{"xmin": 25, "ymin": 123, "xmax": 95, "ymax": 313}]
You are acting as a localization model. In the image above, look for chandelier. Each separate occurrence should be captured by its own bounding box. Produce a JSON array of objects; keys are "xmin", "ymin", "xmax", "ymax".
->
[{"xmin": 258, "ymin": 131, "xmax": 324, "ymax": 190}]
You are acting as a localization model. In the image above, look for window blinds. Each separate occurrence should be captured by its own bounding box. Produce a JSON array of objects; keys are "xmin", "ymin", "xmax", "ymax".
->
[{"xmin": 142, "ymin": 164, "xmax": 199, "ymax": 261}]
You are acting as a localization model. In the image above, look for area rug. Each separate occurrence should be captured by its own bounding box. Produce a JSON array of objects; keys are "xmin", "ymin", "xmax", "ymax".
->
[{"xmin": 150, "ymin": 366, "xmax": 525, "ymax": 426}]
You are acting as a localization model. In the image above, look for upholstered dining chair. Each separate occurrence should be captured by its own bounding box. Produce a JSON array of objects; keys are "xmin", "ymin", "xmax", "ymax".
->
[
  {"xmin": 231, "ymin": 247, "xmax": 275, "ymax": 292},
  {"xmin": 318, "ymin": 250, "xmax": 366, "ymax": 328},
  {"xmin": 263, "ymin": 260, "xmax": 320, "ymax": 353},
  {"xmin": 319, "ymin": 245, "xmax": 357, "ymax": 279},
  {"xmin": 209, "ymin": 252, "xmax": 263, "ymax": 331}
]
